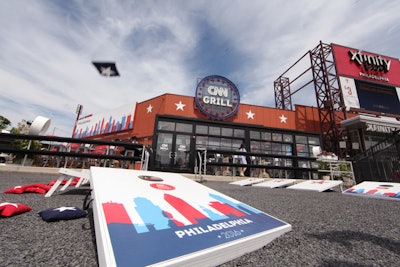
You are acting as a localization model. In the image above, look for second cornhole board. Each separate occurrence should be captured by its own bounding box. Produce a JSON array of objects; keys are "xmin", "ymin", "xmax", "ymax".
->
[
  {"xmin": 287, "ymin": 180, "xmax": 343, "ymax": 192},
  {"xmin": 343, "ymin": 181, "xmax": 400, "ymax": 200},
  {"xmin": 229, "ymin": 178, "xmax": 265, "ymax": 186},
  {"xmin": 253, "ymin": 179, "xmax": 297, "ymax": 188}
]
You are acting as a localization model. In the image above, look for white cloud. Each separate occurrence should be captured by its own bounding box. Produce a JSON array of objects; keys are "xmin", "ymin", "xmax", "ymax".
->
[{"xmin": 0, "ymin": 0, "xmax": 399, "ymax": 135}]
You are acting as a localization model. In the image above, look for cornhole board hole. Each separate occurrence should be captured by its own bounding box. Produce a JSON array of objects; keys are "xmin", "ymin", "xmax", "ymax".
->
[
  {"xmin": 253, "ymin": 179, "xmax": 297, "ymax": 188},
  {"xmin": 287, "ymin": 180, "xmax": 343, "ymax": 192},
  {"xmin": 90, "ymin": 167, "xmax": 291, "ymax": 267},
  {"xmin": 229, "ymin": 178, "xmax": 265, "ymax": 186},
  {"xmin": 343, "ymin": 181, "xmax": 400, "ymax": 200}
]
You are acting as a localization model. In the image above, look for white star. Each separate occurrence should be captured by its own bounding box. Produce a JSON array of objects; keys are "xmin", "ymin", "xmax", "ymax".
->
[
  {"xmin": 175, "ymin": 101, "xmax": 186, "ymax": 111},
  {"xmin": 100, "ymin": 66, "xmax": 115, "ymax": 77},
  {"xmin": 246, "ymin": 110, "xmax": 255, "ymax": 119},
  {"xmin": 146, "ymin": 104, "xmax": 153, "ymax": 113},
  {"xmin": 279, "ymin": 114, "xmax": 287, "ymax": 123},
  {"xmin": 54, "ymin": 207, "xmax": 77, "ymax": 212}
]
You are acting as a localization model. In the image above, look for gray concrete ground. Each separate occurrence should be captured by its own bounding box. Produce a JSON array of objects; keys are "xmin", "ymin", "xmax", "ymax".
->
[{"xmin": 0, "ymin": 166, "xmax": 399, "ymax": 266}]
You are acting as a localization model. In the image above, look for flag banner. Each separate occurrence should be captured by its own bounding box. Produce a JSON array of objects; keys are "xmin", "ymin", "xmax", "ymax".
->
[
  {"xmin": 253, "ymin": 179, "xmax": 297, "ymax": 188},
  {"xmin": 229, "ymin": 178, "xmax": 265, "ymax": 186},
  {"xmin": 343, "ymin": 181, "xmax": 400, "ymax": 200},
  {"xmin": 90, "ymin": 167, "xmax": 291, "ymax": 267},
  {"xmin": 0, "ymin": 202, "xmax": 32, "ymax": 217},
  {"xmin": 92, "ymin": 62, "xmax": 120, "ymax": 77},
  {"xmin": 38, "ymin": 207, "xmax": 88, "ymax": 222},
  {"xmin": 287, "ymin": 180, "xmax": 343, "ymax": 192}
]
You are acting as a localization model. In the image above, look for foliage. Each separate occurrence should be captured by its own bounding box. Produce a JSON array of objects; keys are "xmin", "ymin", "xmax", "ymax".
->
[
  {"xmin": 10, "ymin": 119, "xmax": 42, "ymax": 164},
  {"xmin": 0, "ymin": 115, "xmax": 11, "ymax": 129}
]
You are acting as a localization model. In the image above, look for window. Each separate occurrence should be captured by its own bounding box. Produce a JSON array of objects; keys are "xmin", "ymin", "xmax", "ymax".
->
[
  {"xmin": 195, "ymin": 125, "xmax": 208, "ymax": 134},
  {"xmin": 176, "ymin": 123, "xmax": 192, "ymax": 133},
  {"xmin": 234, "ymin": 129, "xmax": 245, "ymax": 138},
  {"xmin": 262, "ymin": 132, "xmax": 271, "ymax": 141},
  {"xmin": 250, "ymin": 130, "xmax": 260, "ymax": 139},
  {"xmin": 157, "ymin": 121, "xmax": 175, "ymax": 131},
  {"xmin": 209, "ymin": 126, "xmax": 221, "ymax": 136},
  {"xmin": 221, "ymin": 127, "xmax": 233, "ymax": 137}
]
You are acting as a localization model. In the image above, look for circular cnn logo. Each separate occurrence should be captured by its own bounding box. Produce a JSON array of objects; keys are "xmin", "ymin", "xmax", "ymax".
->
[{"xmin": 195, "ymin": 75, "xmax": 240, "ymax": 119}]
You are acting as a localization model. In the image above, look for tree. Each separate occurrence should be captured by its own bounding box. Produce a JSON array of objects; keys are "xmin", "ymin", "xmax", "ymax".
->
[
  {"xmin": 0, "ymin": 115, "xmax": 11, "ymax": 130},
  {"xmin": 10, "ymin": 119, "xmax": 42, "ymax": 165}
]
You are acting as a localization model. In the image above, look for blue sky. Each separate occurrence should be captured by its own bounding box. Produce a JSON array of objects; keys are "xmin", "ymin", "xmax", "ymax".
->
[{"xmin": 1, "ymin": 0, "xmax": 399, "ymax": 136}]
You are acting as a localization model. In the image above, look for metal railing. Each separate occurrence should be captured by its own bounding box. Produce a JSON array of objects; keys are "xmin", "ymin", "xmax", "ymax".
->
[
  {"xmin": 195, "ymin": 148, "xmax": 319, "ymax": 180},
  {"xmin": 0, "ymin": 133, "xmax": 144, "ymax": 168},
  {"xmin": 353, "ymin": 130, "xmax": 400, "ymax": 183}
]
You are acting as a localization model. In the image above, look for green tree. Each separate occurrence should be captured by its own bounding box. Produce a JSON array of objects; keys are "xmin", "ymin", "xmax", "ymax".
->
[
  {"xmin": 0, "ymin": 115, "xmax": 11, "ymax": 130},
  {"xmin": 10, "ymin": 119, "xmax": 42, "ymax": 165}
]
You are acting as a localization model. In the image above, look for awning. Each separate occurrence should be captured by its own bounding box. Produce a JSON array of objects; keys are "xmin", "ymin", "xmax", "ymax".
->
[{"xmin": 341, "ymin": 115, "xmax": 400, "ymax": 133}]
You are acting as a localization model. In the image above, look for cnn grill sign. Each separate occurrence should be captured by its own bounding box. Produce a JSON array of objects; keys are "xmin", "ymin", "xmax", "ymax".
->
[{"xmin": 195, "ymin": 75, "xmax": 240, "ymax": 119}]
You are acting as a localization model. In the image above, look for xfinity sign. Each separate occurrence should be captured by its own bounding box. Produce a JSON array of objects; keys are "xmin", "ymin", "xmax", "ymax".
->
[
  {"xmin": 195, "ymin": 75, "xmax": 240, "ymax": 119},
  {"xmin": 348, "ymin": 50, "xmax": 391, "ymax": 73}
]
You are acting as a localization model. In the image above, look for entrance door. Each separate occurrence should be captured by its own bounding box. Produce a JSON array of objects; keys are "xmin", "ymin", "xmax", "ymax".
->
[{"xmin": 154, "ymin": 133, "xmax": 192, "ymax": 172}]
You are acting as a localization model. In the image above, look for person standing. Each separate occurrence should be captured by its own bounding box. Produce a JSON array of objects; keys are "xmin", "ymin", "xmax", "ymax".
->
[{"xmin": 239, "ymin": 143, "xmax": 247, "ymax": 176}]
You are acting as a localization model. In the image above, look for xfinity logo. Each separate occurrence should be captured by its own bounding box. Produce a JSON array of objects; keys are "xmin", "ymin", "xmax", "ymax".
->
[{"xmin": 348, "ymin": 50, "xmax": 391, "ymax": 73}]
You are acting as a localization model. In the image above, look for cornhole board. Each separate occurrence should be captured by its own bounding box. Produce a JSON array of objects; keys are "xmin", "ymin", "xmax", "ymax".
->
[
  {"xmin": 287, "ymin": 180, "xmax": 343, "ymax": 192},
  {"xmin": 90, "ymin": 167, "xmax": 291, "ymax": 267},
  {"xmin": 253, "ymin": 179, "xmax": 296, "ymax": 188},
  {"xmin": 45, "ymin": 168, "xmax": 90, "ymax": 197},
  {"xmin": 343, "ymin": 181, "xmax": 400, "ymax": 200},
  {"xmin": 229, "ymin": 178, "xmax": 265, "ymax": 186}
]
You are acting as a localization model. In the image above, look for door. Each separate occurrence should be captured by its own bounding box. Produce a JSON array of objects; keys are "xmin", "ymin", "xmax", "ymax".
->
[{"xmin": 154, "ymin": 133, "xmax": 192, "ymax": 172}]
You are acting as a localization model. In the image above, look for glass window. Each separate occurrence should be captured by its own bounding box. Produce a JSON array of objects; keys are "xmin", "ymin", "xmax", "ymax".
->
[
  {"xmin": 283, "ymin": 134, "xmax": 293, "ymax": 142},
  {"xmin": 195, "ymin": 136, "xmax": 207, "ymax": 150},
  {"xmin": 250, "ymin": 140, "xmax": 261, "ymax": 152},
  {"xmin": 282, "ymin": 144, "xmax": 292, "ymax": 155},
  {"xmin": 232, "ymin": 139, "xmax": 243, "ymax": 150},
  {"xmin": 176, "ymin": 123, "xmax": 192, "ymax": 133},
  {"xmin": 195, "ymin": 125, "xmax": 208, "ymax": 134},
  {"xmin": 208, "ymin": 137, "xmax": 220, "ymax": 149},
  {"xmin": 308, "ymin": 136, "xmax": 320, "ymax": 145},
  {"xmin": 262, "ymin": 132, "xmax": 271, "ymax": 141},
  {"xmin": 272, "ymin": 133, "xmax": 282, "ymax": 142},
  {"xmin": 261, "ymin": 141, "xmax": 271, "ymax": 152},
  {"xmin": 157, "ymin": 121, "xmax": 175, "ymax": 131},
  {"xmin": 220, "ymin": 138, "xmax": 232, "ymax": 150},
  {"xmin": 250, "ymin": 130, "xmax": 260, "ymax": 140},
  {"xmin": 209, "ymin": 126, "xmax": 220, "ymax": 136},
  {"xmin": 295, "ymin": 135, "xmax": 307, "ymax": 144},
  {"xmin": 271, "ymin": 143, "xmax": 282, "ymax": 154},
  {"xmin": 221, "ymin": 127, "xmax": 233, "ymax": 137},
  {"xmin": 297, "ymin": 144, "xmax": 309, "ymax": 156},
  {"xmin": 234, "ymin": 129, "xmax": 245, "ymax": 138}
]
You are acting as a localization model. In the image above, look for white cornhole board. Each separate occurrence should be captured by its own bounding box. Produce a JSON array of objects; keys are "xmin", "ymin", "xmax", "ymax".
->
[
  {"xmin": 90, "ymin": 167, "xmax": 291, "ymax": 267},
  {"xmin": 253, "ymin": 179, "xmax": 296, "ymax": 188},
  {"xmin": 287, "ymin": 180, "xmax": 343, "ymax": 192},
  {"xmin": 343, "ymin": 181, "xmax": 400, "ymax": 200},
  {"xmin": 45, "ymin": 168, "xmax": 90, "ymax": 197},
  {"xmin": 229, "ymin": 178, "xmax": 265, "ymax": 186}
]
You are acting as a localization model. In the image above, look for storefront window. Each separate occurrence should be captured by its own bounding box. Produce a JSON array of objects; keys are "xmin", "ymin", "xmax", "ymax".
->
[
  {"xmin": 234, "ymin": 129, "xmax": 245, "ymax": 138},
  {"xmin": 195, "ymin": 125, "xmax": 208, "ymax": 134},
  {"xmin": 250, "ymin": 130, "xmax": 260, "ymax": 139},
  {"xmin": 262, "ymin": 132, "xmax": 271, "ymax": 141},
  {"xmin": 195, "ymin": 136, "xmax": 207, "ymax": 150},
  {"xmin": 250, "ymin": 140, "xmax": 261, "ymax": 152},
  {"xmin": 272, "ymin": 133, "xmax": 282, "ymax": 142},
  {"xmin": 283, "ymin": 134, "xmax": 293, "ymax": 142},
  {"xmin": 176, "ymin": 123, "xmax": 192, "ymax": 133},
  {"xmin": 221, "ymin": 127, "xmax": 233, "ymax": 137},
  {"xmin": 157, "ymin": 121, "xmax": 175, "ymax": 131},
  {"xmin": 209, "ymin": 126, "xmax": 221, "ymax": 136}
]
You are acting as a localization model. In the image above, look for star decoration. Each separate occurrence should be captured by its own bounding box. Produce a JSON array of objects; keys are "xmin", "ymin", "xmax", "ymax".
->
[
  {"xmin": 246, "ymin": 110, "xmax": 255, "ymax": 119},
  {"xmin": 279, "ymin": 114, "xmax": 287, "ymax": 123},
  {"xmin": 146, "ymin": 104, "xmax": 153, "ymax": 113},
  {"xmin": 100, "ymin": 66, "xmax": 116, "ymax": 77},
  {"xmin": 54, "ymin": 207, "xmax": 77, "ymax": 212},
  {"xmin": 175, "ymin": 101, "xmax": 186, "ymax": 111}
]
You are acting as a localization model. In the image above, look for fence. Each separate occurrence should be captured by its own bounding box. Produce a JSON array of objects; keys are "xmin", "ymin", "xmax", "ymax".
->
[
  {"xmin": 195, "ymin": 148, "xmax": 319, "ymax": 181},
  {"xmin": 0, "ymin": 133, "xmax": 145, "ymax": 169},
  {"xmin": 353, "ymin": 130, "xmax": 400, "ymax": 183}
]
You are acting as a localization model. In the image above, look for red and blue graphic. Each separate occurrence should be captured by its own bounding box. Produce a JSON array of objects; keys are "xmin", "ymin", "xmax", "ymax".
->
[
  {"xmin": 90, "ymin": 168, "xmax": 291, "ymax": 267},
  {"xmin": 101, "ymin": 188, "xmax": 286, "ymax": 266},
  {"xmin": 343, "ymin": 181, "xmax": 400, "ymax": 200}
]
